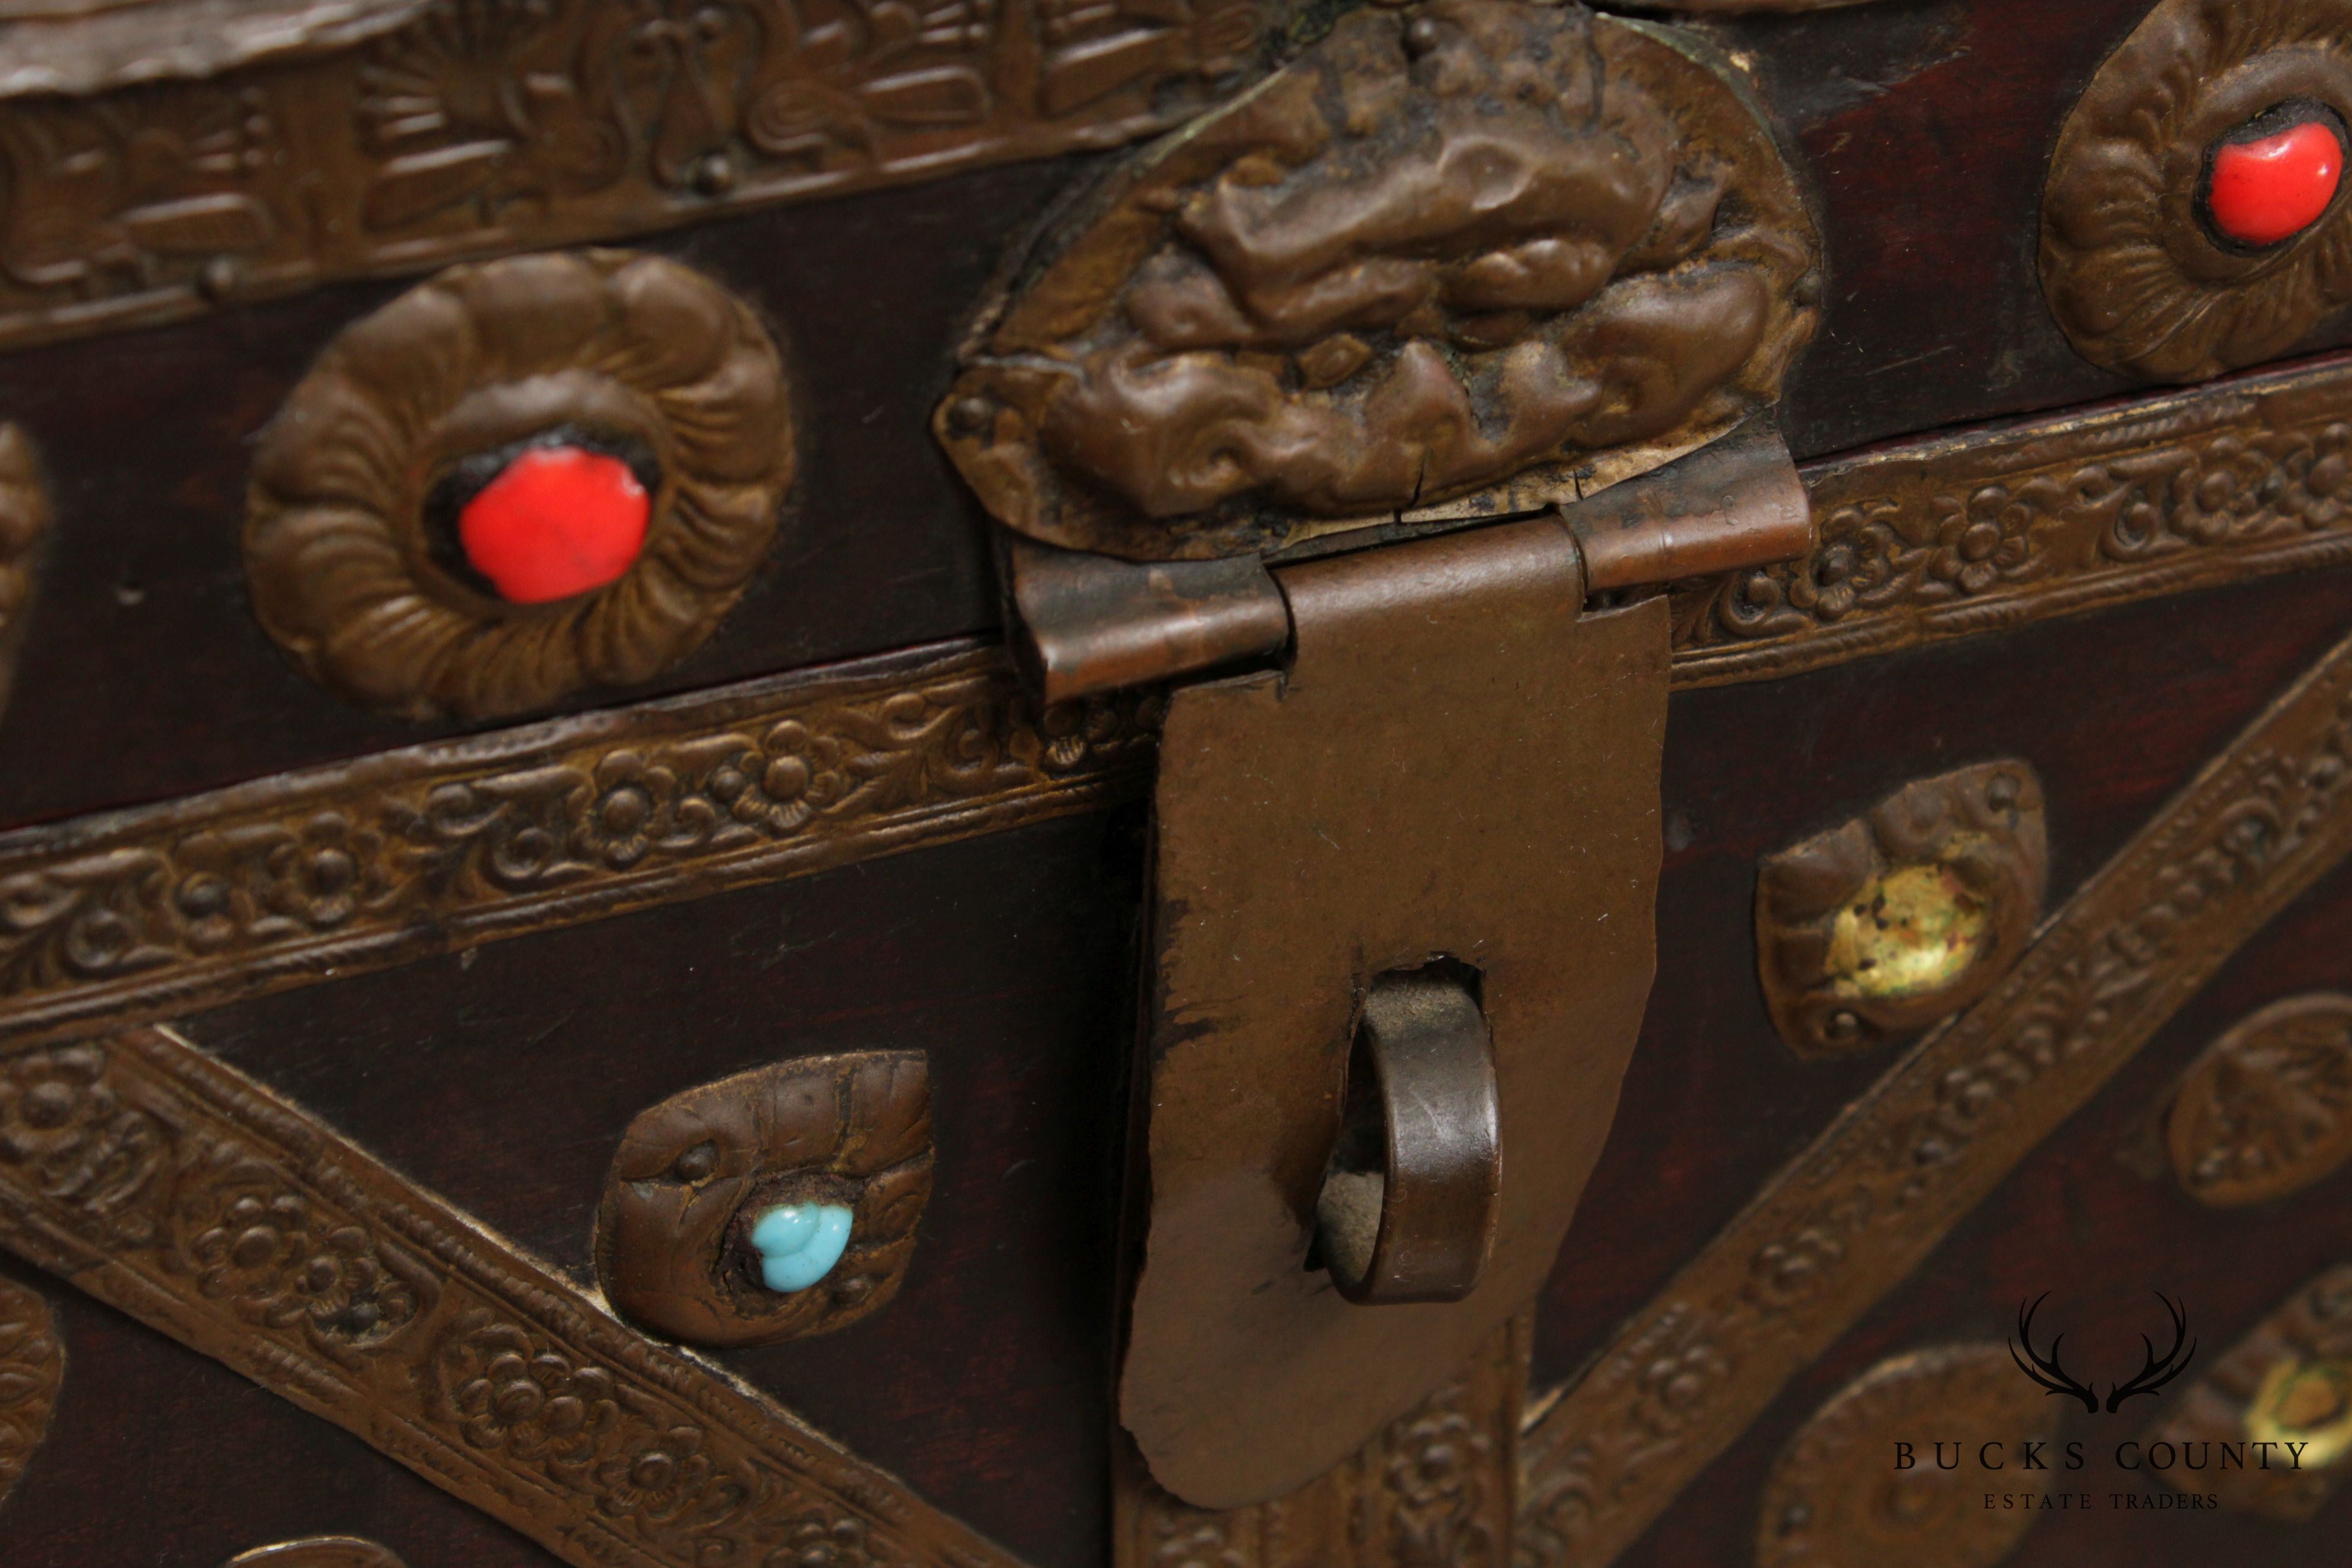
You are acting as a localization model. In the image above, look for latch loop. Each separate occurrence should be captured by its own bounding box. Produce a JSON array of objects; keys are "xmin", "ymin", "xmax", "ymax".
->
[
  {"xmin": 1316, "ymin": 970, "xmax": 1502, "ymax": 1307},
  {"xmin": 1121, "ymin": 517, "xmax": 1669, "ymax": 1509}
]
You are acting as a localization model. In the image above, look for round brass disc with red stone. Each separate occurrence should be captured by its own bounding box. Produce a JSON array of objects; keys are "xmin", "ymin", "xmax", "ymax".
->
[
  {"xmin": 246, "ymin": 250, "xmax": 793, "ymax": 721},
  {"xmin": 458, "ymin": 444, "xmax": 652, "ymax": 605},
  {"xmin": 2208, "ymin": 117, "xmax": 2345, "ymax": 249}
]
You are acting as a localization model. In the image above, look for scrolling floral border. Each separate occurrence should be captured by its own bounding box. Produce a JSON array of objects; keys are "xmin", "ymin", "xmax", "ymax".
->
[
  {"xmin": 1669, "ymin": 352, "xmax": 2352, "ymax": 687},
  {"xmin": 1514, "ymin": 589, "xmax": 2352, "ymax": 1563},
  {"xmin": 0, "ymin": 641, "xmax": 1160, "ymax": 1041},
  {"xmin": 1116, "ymin": 1316, "xmax": 1529, "ymax": 1568},
  {"xmin": 6, "ymin": 355, "xmax": 2352, "ymax": 1041},
  {"xmin": 0, "ymin": 0, "xmax": 1266, "ymax": 355},
  {"xmin": 0, "ymin": 1023, "xmax": 1024, "ymax": 1568}
]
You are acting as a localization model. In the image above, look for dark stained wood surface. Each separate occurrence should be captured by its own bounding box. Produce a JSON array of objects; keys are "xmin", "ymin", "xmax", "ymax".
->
[
  {"xmin": 0, "ymin": 1252, "xmax": 561, "ymax": 1568},
  {"xmin": 126, "ymin": 809, "xmax": 1146, "ymax": 1568},
  {"xmin": 5, "ymin": 6, "xmax": 2352, "ymax": 1561},
  {"xmin": 3, "ymin": 0, "xmax": 2348, "ymax": 834},
  {"xmin": 1542, "ymin": 561, "xmax": 2352, "ymax": 1567},
  {"xmin": 14, "ymin": 560, "xmax": 2351, "ymax": 1567},
  {"xmin": 1709, "ymin": 0, "xmax": 2146, "ymax": 452},
  {"xmin": 1537, "ymin": 562, "xmax": 2352, "ymax": 1403},
  {"xmin": 1724, "ymin": 0, "xmax": 2350, "ymax": 452},
  {"xmin": 1613, "ymin": 791, "xmax": 2352, "ymax": 1568}
]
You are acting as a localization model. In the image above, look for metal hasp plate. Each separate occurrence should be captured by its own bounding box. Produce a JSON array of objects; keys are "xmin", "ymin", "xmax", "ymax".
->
[
  {"xmin": 1123, "ymin": 517, "xmax": 1671, "ymax": 1507},
  {"xmin": 925, "ymin": 0, "xmax": 1826, "ymax": 1517}
]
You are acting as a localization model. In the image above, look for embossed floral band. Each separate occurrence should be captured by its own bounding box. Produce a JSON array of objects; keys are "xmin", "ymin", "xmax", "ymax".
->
[
  {"xmin": 1671, "ymin": 348, "xmax": 2352, "ymax": 686},
  {"xmin": 0, "ymin": 0, "xmax": 1269, "ymax": 354},
  {"xmin": 1523, "ymin": 594, "xmax": 2352, "ymax": 1566},
  {"xmin": 5, "ymin": 557, "xmax": 2348, "ymax": 1568},
  {"xmin": 0, "ymin": 1025, "xmax": 1021, "ymax": 1568},
  {"xmin": 2, "ymin": 349, "xmax": 2349, "ymax": 1045}
]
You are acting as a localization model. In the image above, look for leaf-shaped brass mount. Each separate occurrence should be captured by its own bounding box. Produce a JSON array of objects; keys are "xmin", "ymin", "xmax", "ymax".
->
[
  {"xmin": 1756, "ymin": 762, "xmax": 2049, "ymax": 1059},
  {"xmin": 2166, "ymin": 993, "xmax": 2352, "ymax": 1207},
  {"xmin": 2145, "ymin": 1265, "xmax": 2352, "ymax": 1520},
  {"xmin": 1759, "ymin": 1345, "xmax": 2061, "ymax": 1568},
  {"xmin": 594, "ymin": 1053, "xmax": 932, "ymax": 1348}
]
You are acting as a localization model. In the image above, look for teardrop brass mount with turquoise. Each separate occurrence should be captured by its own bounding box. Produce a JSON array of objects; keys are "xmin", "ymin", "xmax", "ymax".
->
[{"xmin": 594, "ymin": 1052, "xmax": 934, "ymax": 1347}]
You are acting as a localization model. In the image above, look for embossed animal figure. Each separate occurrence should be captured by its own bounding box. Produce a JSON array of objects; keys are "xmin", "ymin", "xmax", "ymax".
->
[{"xmin": 940, "ymin": 0, "xmax": 1819, "ymax": 558}]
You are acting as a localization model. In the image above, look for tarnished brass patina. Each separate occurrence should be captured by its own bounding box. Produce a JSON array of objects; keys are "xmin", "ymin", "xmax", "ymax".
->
[
  {"xmin": 1562, "ymin": 416, "xmax": 1810, "ymax": 593},
  {"xmin": 1758, "ymin": 1346, "xmax": 2062, "ymax": 1568},
  {"xmin": 6, "ymin": 0, "xmax": 2352, "ymax": 1561},
  {"xmin": 0, "ymin": 1275, "xmax": 60, "ymax": 1512},
  {"xmin": 1125, "ymin": 517, "xmax": 1668, "ymax": 1508},
  {"xmin": 1006, "ymin": 411, "xmax": 1809, "ymax": 703},
  {"xmin": 246, "ymin": 250, "xmax": 795, "ymax": 722},
  {"xmin": 2043, "ymin": 0, "xmax": 2352, "ymax": 382},
  {"xmin": 1756, "ymin": 762, "xmax": 2049, "ymax": 1060},
  {"xmin": 1313, "ymin": 970, "xmax": 1501, "ymax": 1308},
  {"xmin": 0, "ymin": 0, "xmax": 1268, "ymax": 353},
  {"xmin": 12, "ymin": 355, "xmax": 2350, "ymax": 1061},
  {"xmin": 2167, "ymin": 994, "xmax": 2352, "ymax": 1207},
  {"xmin": 937, "ymin": 0, "xmax": 1820, "ymax": 562},
  {"xmin": 594, "ymin": 1052, "xmax": 933, "ymax": 1348},
  {"xmin": 1113, "ymin": 1318, "xmax": 1530, "ymax": 1566},
  {"xmin": 999, "ymin": 534, "xmax": 1292, "ymax": 705},
  {"xmin": 0, "ymin": 1026, "xmax": 1018, "ymax": 1568},
  {"xmin": 1525, "ymin": 631, "xmax": 2352, "ymax": 1567}
]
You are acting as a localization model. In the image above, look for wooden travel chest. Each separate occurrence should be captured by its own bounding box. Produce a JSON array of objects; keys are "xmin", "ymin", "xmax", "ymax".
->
[{"xmin": 2, "ymin": 1, "xmax": 2351, "ymax": 1566}]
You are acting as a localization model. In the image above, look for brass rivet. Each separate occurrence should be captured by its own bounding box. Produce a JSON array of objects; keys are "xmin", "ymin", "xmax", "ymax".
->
[
  {"xmin": 196, "ymin": 255, "xmax": 244, "ymax": 303},
  {"xmin": 947, "ymin": 396, "xmax": 994, "ymax": 437},
  {"xmin": 692, "ymin": 152, "xmax": 737, "ymax": 197}
]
